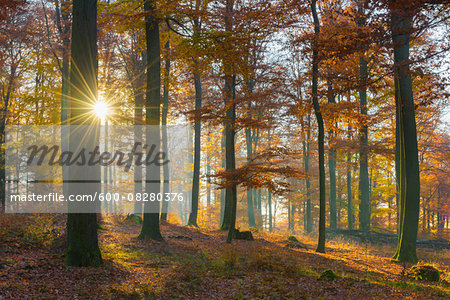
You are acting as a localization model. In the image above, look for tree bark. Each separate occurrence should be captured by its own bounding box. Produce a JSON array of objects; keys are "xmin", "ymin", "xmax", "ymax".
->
[
  {"xmin": 160, "ymin": 38, "xmax": 170, "ymax": 222},
  {"xmin": 246, "ymin": 126, "xmax": 256, "ymax": 227},
  {"xmin": 268, "ymin": 189, "xmax": 272, "ymax": 231},
  {"xmin": 220, "ymin": 129, "xmax": 226, "ymax": 225},
  {"xmin": 188, "ymin": 57, "xmax": 202, "ymax": 227},
  {"xmin": 391, "ymin": 2, "xmax": 420, "ymax": 263},
  {"xmin": 347, "ymin": 126, "xmax": 354, "ymax": 230},
  {"xmin": 55, "ymin": 0, "xmax": 71, "ymax": 204},
  {"xmin": 139, "ymin": 0, "xmax": 163, "ymax": 240},
  {"xmin": 304, "ymin": 114, "xmax": 312, "ymax": 233},
  {"xmin": 328, "ymin": 83, "xmax": 337, "ymax": 229},
  {"xmin": 311, "ymin": 0, "xmax": 326, "ymax": 253},
  {"xmin": 357, "ymin": 0, "xmax": 370, "ymax": 232},
  {"xmin": 0, "ymin": 64, "xmax": 16, "ymax": 213},
  {"xmin": 224, "ymin": 74, "xmax": 237, "ymax": 240},
  {"xmin": 221, "ymin": 0, "xmax": 236, "ymax": 235},
  {"xmin": 66, "ymin": 0, "xmax": 102, "ymax": 267},
  {"xmin": 133, "ymin": 57, "xmax": 145, "ymax": 216}
]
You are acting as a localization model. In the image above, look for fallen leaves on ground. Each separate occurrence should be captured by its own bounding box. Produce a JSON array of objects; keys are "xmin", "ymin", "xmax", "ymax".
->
[{"xmin": 0, "ymin": 214, "xmax": 448, "ymax": 299}]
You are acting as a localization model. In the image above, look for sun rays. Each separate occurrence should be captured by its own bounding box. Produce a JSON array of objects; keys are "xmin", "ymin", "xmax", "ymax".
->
[{"xmin": 93, "ymin": 100, "xmax": 110, "ymax": 121}]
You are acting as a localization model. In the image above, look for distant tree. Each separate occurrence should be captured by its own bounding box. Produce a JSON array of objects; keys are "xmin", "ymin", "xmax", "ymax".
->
[
  {"xmin": 116, "ymin": 29, "xmax": 146, "ymax": 215},
  {"xmin": 304, "ymin": 114, "xmax": 312, "ymax": 233},
  {"xmin": 0, "ymin": 0, "xmax": 28, "ymax": 213},
  {"xmin": 347, "ymin": 125, "xmax": 354, "ymax": 230}
]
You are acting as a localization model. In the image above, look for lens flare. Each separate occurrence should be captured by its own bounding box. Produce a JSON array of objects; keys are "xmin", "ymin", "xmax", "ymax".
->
[{"xmin": 93, "ymin": 101, "xmax": 109, "ymax": 120}]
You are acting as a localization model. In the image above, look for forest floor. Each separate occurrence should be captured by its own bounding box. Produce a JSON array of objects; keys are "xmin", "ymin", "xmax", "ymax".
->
[{"xmin": 0, "ymin": 214, "xmax": 449, "ymax": 299}]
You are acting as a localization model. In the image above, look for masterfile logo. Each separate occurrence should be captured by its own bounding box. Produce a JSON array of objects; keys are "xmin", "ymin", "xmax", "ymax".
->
[
  {"xmin": 27, "ymin": 142, "xmax": 170, "ymax": 171},
  {"xmin": 5, "ymin": 125, "xmax": 192, "ymax": 214}
]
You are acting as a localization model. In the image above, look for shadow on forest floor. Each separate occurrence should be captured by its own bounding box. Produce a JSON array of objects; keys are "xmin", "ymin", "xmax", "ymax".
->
[{"xmin": 0, "ymin": 214, "xmax": 449, "ymax": 299}]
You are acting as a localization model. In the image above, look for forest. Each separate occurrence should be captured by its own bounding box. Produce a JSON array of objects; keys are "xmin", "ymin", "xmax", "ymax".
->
[{"xmin": 0, "ymin": 0, "xmax": 449, "ymax": 298}]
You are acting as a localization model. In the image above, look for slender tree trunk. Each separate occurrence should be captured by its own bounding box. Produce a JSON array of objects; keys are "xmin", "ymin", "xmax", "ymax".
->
[
  {"xmin": 288, "ymin": 199, "xmax": 292, "ymax": 230},
  {"xmin": 437, "ymin": 189, "xmax": 443, "ymax": 233},
  {"xmin": 56, "ymin": 0, "xmax": 71, "ymax": 207},
  {"xmin": 328, "ymin": 83, "xmax": 337, "ymax": 229},
  {"xmin": 246, "ymin": 127, "xmax": 256, "ymax": 227},
  {"xmin": 188, "ymin": 58, "xmax": 202, "ymax": 227},
  {"xmin": 347, "ymin": 127, "xmax": 354, "ymax": 230},
  {"xmin": 304, "ymin": 114, "xmax": 312, "ymax": 233},
  {"xmin": 139, "ymin": 0, "xmax": 163, "ymax": 240},
  {"xmin": 224, "ymin": 65, "xmax": 237, "ymax": 237},
  {"xmin": 103, "ymin": 120, "xmax": 109, "ymax": 213},
  {"xmin": 160, "ymin": 39, "xmax": 171, "ymax": 222},
  {"xmin": 220, "ymin": 130, "xmax": 226, "ymax": 224},
  {"xmin": 357, "ymin": 1, "xmax": 370, "ymax": 232},
  {"xmin": 391, "ymin": 3, "xmax": 420, "ymax": 263},
  {"xmin": 133, "ymin": 77, "xmax": 144, "ymax": 216},
  {"xmin": 245, "ymin": 76, "xmax": 257, "ymax": 228},
  {"xmin": 291, "ymin": 203, "xmax": 296, "ymax": 231},
  {"xmin": 224, "ymin": 73, "xmax": 237, "ymax": 240},
  {"xmin": 55, "ymin": 0, "xmax": 71, "ymax": 123},
  {"xmin": 258, "ymin": 189, "xmax": 262, "ymax": 214},
  {"xmin": 311, "ymin": 0, "xmax": 326, "ymax": 253},
  {"xmin": 0, "ymin": 68, "xmax": 15, "ymax": 213},
  {"xmin": 66, "ymin": 0, "xmax": 102, "ymax": 267},
  {"xmin": 268, "ymin": 189, "xmax": 272, "ymax": 231},
  {"xmin": 394, "ymin": 79, "xmax": 403, "ymax": 234},
  {"xmin": 206, "ymin": 133, "xmax": 211, "ymax": 220},
  {"xmin": 222, "ymin": 0, "xmax": 236, "ymax": 236}
]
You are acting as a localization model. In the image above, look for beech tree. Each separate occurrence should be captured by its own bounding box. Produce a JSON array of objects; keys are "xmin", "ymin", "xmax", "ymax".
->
[
  {"xmin": 160, "ymin": 31, "xmax": 171, "ymax": 222},
  {"xmin": 310, "ymin": 0, "xmax": 326, "ymax": 253},
  {"xmin": 187, "ymin": 0, "xmax": 206, "ymax": 227},
  {"xmin": 66, "ymin": 0, "xmax": 102, "ymax": 267},
  {"xmin": 390, "ymin": 0, "xmax": 421, "ymax": 263},
  {"xmin": 138, "ymin": 0, "xmax": 163, "ymax": 240},
  {"xmin": 357, "ymin": 0, "xmax": 370, "ymax": 232}
]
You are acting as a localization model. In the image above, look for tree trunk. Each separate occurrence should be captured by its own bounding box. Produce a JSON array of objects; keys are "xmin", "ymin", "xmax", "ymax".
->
[
  {"xmin": 328, "ymin": 83, "xmax": 337, "ymax": 229},
  {"xmin": 220, "ymin": 129, "xmax": 226, "ymax": 225},
  {"xmin": 245, "ymin": 77, "xmax": 256, "ymax": 228},
  {"xmin": 246, "ymin": 126, "xmax": 256, "ymax": 227},
  {"xmin": 188, "ymin": 58, "xmax": 202, "ymax": 227},
  {"xmin": 288, "ymin": 199, "xmax": 292, "ymax": 231},
  {"xmin": 103, "ymin": 120, "xmax": 109, "ymax": 213},
  {"xmin": 0, "ymin": 66, "xmax": 15, "ymax": 213},
  {"xmin": 160, "ymin": 39, "xmax": 171, "ymax": 222},
  {"xmin": 394, "ymin": 78, "xmax": 403, "ymax": 234},
  {"xmin": 357, "ymin": 1, "xmax": 370, "ymax": 232},
  {"xmin": 222, "ymin": 0, "xmax": 236, "ymax": 235},
  {"xmin": 391, "ymin": 3, "xmax": 420, "ymax": 263},
  {"xmin": 311, "ymin": 0, "xmax": 326, "ymax": 253},
  {"xmin": 347, "ymin": 127, "xmax": 354, "ymax": 230},
  {"xmin": 304, "ymin": 114, "xmax": 312, "ymax": 233},
  {"xmin": 139, "ymin": 0, "xmax": 163, "ymax": 240},
  {"xmin": 66, "ymin": 0, "xmax": 102, "ymax": 267},
  {"xmin": 133, "ymin": 66, "xmax": 145, "ymax": 215},
  {"xmin": 268, "ymin": 189, "xmax": 272, "ymax": 231},
  {"xmin": 224, "ymin": 73, "xmax": 237, "ymax": 240},
  {"xmin": 206, "ymin": 133, "xmax": 211, "ymax": 220},
  {"xmin": 133, "ymin": 97, "xmax": 144, "ymax": 215},
  {"xmin": 56, "ymin": 0, "xmax": 71, "ymax": 207},
  {"xmin": 224, "ymin": 66, "xmax": 237, "ymax": 240}
]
